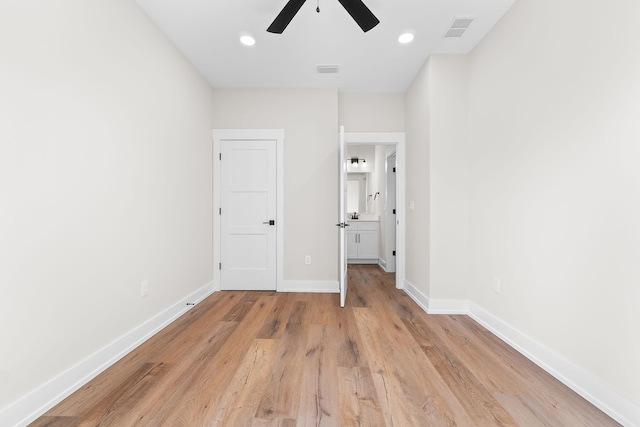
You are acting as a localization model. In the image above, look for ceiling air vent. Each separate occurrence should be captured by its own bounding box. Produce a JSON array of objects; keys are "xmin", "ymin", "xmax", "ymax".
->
[
  {"xmin": 444, "ymin": 17, "xmax": 474, "ymax": 38},
  {"xmin": 316, "ymin": 64, "xmax": 340, "ymax": 74}
]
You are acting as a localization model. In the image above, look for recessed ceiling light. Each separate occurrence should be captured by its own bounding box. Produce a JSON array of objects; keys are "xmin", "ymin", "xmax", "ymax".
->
[
  {"xmin": 239, "ymin": 34, "xmax": 255, "ymax": 46},
  {"xmin": 398, "ymin": 32, "xmax": 414, "ymax": 44}
]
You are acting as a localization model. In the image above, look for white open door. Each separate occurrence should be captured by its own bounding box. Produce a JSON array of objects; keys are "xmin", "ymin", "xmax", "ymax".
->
[{"xmin": 338, "ymin": 126, "xmax": 348, "ymax": 307}]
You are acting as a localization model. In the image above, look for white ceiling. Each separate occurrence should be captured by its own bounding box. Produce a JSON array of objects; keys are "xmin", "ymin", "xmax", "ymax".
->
[{"xmin": 135, "ymin": 0, "xmax": 516, "ymax": 93}]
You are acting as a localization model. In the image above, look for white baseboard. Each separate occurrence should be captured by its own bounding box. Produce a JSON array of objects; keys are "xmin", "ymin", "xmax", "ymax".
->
[
  {"xmin": 378, "ymin": 258, "xmax": 387, "ymax": 270},
  {"xmin": 0, "ymin": 281, "xmax": 216, "ymax": 427},
  {"xmin": 402, "ymin": 279, "xmax": 468, "ymax": 314},
  {"xmin": 280, "ymin": 280, "xmax": 339, "ymax": 293},
  {"xmin": 402, "ymin": 280, "xmax": 639, "ymax": 427},
  {"xmin": 402, "ymin": 279, "xmax": 430, "ymax": 313},
  {"xmin": 427, "ymin": 299, "xmax": 469, "ymax": 314}
]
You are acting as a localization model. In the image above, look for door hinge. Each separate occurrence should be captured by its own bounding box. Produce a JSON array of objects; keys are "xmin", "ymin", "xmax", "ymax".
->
[
  {"xmin": 392, "ymin": 208, "xmax": 396, "ymax": 214},
  {"xmin": 219, "ymin": 207, "xmax": 222, "ymax": 215},
  {"xmin": 393, "ymin": 167, "xmax": 396, "ymax": 173},
  {"xmin": 392, "ymin": 250, "xmax": 396, "ymax": 256},
  {"xmin": 219, "ymin": 153, "xmax": 222, "ymax": 160},
  {"xmin": 219, "ymin": 262, "xmax": 222, "ymax": 270}
]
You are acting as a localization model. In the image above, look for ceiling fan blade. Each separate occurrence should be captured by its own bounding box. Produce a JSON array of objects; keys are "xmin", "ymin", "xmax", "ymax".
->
[
  {"xmin": 338, "ymin": 0, "xmax": 380, "ymax": 32},
  {"xmin": 267, "ymin": 0, "xmax": 307, "ymax": 33}
]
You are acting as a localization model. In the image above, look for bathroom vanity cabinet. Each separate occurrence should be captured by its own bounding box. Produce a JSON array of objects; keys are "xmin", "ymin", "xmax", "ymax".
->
[{"xmin": 347, "ymin": 220, "xmax": 379, "ymax": 264}]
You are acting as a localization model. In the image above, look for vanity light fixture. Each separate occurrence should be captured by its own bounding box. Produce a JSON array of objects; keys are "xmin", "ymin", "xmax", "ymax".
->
[{"xmin": 350, "ymin": 157, "xmax": 366, "ymax": 167}]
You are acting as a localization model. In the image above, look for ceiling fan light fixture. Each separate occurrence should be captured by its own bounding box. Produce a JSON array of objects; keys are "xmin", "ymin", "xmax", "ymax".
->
[{"xmin": 398, "ymin": 32, "xmax": 414, "ymax": 44}]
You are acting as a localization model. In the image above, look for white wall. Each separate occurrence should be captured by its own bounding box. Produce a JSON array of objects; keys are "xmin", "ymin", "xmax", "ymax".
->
[
  {"xmin": 211, "ymin": 89, "xmax": 339, "ymax": 281},
  {"xmin": 0, "ymin": 0, "xmax": 215, "ymax": 411},
  {"xmin": 467, "ymin": 0, "xmax": 640, "ymax": 409},
  {"xmin": 404, "ymin": 61, "xmax": 431, "ymax": 294},
  {"xmin": 339, "ymin": 93, "xmax": 405, "ymax": 132},
  {"xmin": 403, "ymin": 56, "xmax": 470, "ymax": 300},
  {"xmin": 428, "ymin": 56, "xmax": 470, "ymax": 300}
]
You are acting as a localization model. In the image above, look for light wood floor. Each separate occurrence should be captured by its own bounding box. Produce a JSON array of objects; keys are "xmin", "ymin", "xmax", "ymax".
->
[{"xmin": 32, "ymin": 265, "xmax": 618, "ymax": 426}]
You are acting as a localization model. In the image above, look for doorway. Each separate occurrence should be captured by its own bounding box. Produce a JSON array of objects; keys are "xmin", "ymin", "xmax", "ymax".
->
[
  {"xmin": 343, "ymin": 132, "xmax": 405, "ymax": 290},
  {"xmin": 213, "ymin": 129, "xmax": 284, "ymax": 291}
]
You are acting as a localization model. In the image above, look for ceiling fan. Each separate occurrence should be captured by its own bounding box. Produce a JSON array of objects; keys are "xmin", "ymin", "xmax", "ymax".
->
[{"xmin": 267, "ymin": 0, "xmax": 380, "ymax": 34}]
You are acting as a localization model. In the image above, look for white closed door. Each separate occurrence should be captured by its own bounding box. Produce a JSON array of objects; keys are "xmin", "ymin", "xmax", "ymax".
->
[{"xmin": 220, "ymin": 140, "xmax": 277, "ymax": 290}]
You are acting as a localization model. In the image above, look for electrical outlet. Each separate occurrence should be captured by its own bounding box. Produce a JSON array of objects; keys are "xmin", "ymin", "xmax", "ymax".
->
[
  {"xmin": 305, "ymin": 255, "xmax": 311, "ymax": 265},
  {"xmin": 493, "ymin": 278, "xmax": 501, "ymax": 295},
  {"xmin": 141, "ymin": 280, "xmax": 149, "ymax": 298}
]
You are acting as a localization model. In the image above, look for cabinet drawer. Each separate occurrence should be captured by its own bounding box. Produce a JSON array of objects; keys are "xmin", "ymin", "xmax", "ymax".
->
[{"xmin": 356, "ymin": 221, "xmax": 378, "ymax": 231}]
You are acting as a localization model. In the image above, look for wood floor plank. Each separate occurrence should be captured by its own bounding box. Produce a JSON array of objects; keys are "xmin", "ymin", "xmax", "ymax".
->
[
  {"xmin": 352, "ymin": 306, "xmax": 474, "ymax": 426},
  {"xmin": 333, "ymin": 303, "xmax": 368, "ymax": 368},
  {"xmin": 494, "ymin": 393, "xmax": 559, "ymax": 427},
  {"xmin": 338, "ymin": 367, "xmax": 386, "ymax": 427},
  {"xmin": 251, "ymin": 418, "xmax": 297, "ymax": 427},
  {"xmin": 105, "ymin": 319, "xmax": 240, "ymax": 426},
  {"xmin": 296, "ymin": 324, "xmax": 339, "ymax": 426},
  {"xmin": 401, "ymin": 316, "xmax": 518, "ymax": 425},
  {"xmin": 213, "ymin": 339, "xmax": 279, "ymax": 426},
  {"xmin": 346, "ymin": 267, "xmax": 370, "ymax": 308},
  {"xmin": 255, "ymin": 302, "xmax": 309, "ymax": 419},
  {"xmin": 298, "ymin": 293, "xmax": 335, "ymax": 325},
  {"xmin": 256, "ymin": 292, "xmax": 297, "ymax": 339},
  {"xmin": 28, "ymin": 416, "xmax": 79, "ymax": 427},
  {"xmin": 78, "ymin": 363, "xmax": 172, "ymax": 427},
  {"xmin": 146, "ymin": 294, "xmax": 277, "ymax": 426},
  {"xmin": 421, "ymin": 314, "xmax": 529, "ymax": 395},
  {"xmin": 221, "ymin": 291, "xmax": 262, "ymax": 321},
  {"xmin": 368, "ymin": 369, "xmax": 415, "ymax": 427},
  {"xmin": 32, "ymin": 265, "xmax": 619, "ymax": 427}
]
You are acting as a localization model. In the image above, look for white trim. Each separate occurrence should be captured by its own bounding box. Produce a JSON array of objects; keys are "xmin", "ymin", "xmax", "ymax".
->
[
  {"xmin": 403, "ymin": 279, "xmax": 469, "ymax": 314},
  {"xmin": 344, "ymin": 132, "xmax": 405, "ymax": 291},
  {"xmin": 378, "ymin": 258, "xmax": 387, "ymax": 271},
  {"xmin": 212, "ymin": 129, "xmax": 285, "ymax": 292},
  {"xmin": 348, "ymin": 259, "xmax": 378, "ymax": 265},
  {"xmin": 281, "ymin": 280, "xmax": 339, "ymax": 293},
  {"xmin": 400, "ymin": 280, "xmax": 639, "ymax": 427},
  {"xmin": 427, "ymin": 299, "xmax": 469, "ymax": 315},
  {"xmin": 0, "ymin": 282, "xmax": 216, "ymax": 427},
  {"xmin": 384, "ymin": 147, "xmax": 397, "ymax": 274},
  {"xmin": 403, "ymin": 279, "xmax": 431, "ymax": 313}
]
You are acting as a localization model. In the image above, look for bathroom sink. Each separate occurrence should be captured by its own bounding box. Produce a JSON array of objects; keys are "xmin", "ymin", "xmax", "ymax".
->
[{"xmin": 349, "ymin": 214, "xmax": 378, "ymax": 221}]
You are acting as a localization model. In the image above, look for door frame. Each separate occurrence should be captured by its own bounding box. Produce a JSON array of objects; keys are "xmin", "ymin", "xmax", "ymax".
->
[
  {"xmin": 344, "ymin": 132, "xmax": 405, "ymax": 290},
  {"xmin": 213, "ymin": 129, "xmax": 284, "ymax": 291},
  {"xmin": 385, "ymin": 148, "xmax": 397, "ymax": 273}
]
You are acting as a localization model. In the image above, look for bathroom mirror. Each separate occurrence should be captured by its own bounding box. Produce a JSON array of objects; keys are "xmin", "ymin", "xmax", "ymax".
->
[{"xmin": 347, "ymin": 173, "xmax": 368, "ymax": 214}]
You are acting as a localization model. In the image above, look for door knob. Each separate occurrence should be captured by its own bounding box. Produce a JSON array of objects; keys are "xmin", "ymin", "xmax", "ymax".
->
[{"xmin": 263, "ymin": 220, "xmax": 275, "ymax": 225}]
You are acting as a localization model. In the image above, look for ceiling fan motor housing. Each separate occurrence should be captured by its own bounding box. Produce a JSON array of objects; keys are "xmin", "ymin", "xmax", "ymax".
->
[{"xmin": 267, "ymin": 0, "xmax": 380, "ymax": 34}]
